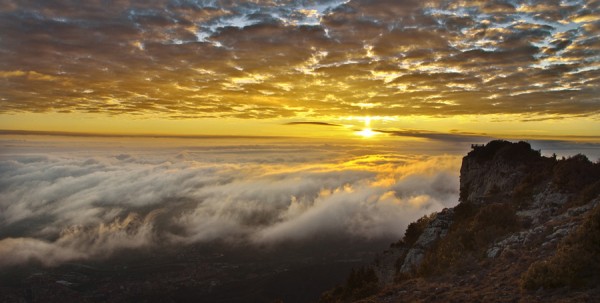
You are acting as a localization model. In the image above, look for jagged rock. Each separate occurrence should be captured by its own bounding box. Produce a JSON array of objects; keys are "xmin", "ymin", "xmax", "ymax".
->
[
  {"xmin": 548, "ymin": 227, "xmax": 571, "ymax": 240},
  {"xmin": 487, "ymin": 247, "xmax": 501, "ymax": 258},
  {"xmin": 488, "ymin": 197, "xmax": 599, "ymax": 260},
  {"xmin": 461, "ymin": 158, "xmax": 526, "ymax": 203},
  {"xmin": 399, "ymin": 208, "xmax": 454, "ymax": 273},
  {"xmin": 566, "ymin": 199, "xmax": 600, "ymax": 216},
  {"xmin": 460, "ymin": 141, "xmax": 543, "ymax": 204},
  {"xmin": 374, "ymin": 247, "xmax": 407, "ymax": 285},
  {"xmin": 487, "ymin": 230, "xmax": 531, "ymax": 258},
  {"xmin": 532, "ymin": 186, "xmax": 570, "ymax": 209}
]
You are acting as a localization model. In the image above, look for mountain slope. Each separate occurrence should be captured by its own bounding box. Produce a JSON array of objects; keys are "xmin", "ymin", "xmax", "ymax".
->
[{"xmin": 322, "ymin": 140, "xmax": 600, "ymax": 303}]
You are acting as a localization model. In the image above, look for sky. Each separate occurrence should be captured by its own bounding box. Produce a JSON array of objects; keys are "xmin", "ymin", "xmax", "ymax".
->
[{"xmin": 0, "ymin": 0, "xmax": 599, "ymax": 139}]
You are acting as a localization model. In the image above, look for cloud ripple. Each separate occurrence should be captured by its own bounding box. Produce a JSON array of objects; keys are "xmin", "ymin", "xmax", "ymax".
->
[
  {"xmin": 0, "ymin": 141, "xmax": 460, "ymax": 267},
  {"xmin": 0, "ymin": 0, "xmax": 598, "ymax": 118}
]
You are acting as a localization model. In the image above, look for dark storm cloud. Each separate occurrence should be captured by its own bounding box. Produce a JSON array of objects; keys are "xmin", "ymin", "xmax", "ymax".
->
[{"xmin": 0, "ymin": 0, "xmax": 598, "ymax": 118}]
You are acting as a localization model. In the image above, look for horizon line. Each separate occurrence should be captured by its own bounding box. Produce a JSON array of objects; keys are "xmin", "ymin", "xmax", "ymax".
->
[
  {"xmin": 1, "ymin": 129, "xmax": 600, "ymax": 144},
  {"xmin": 0, "ymin": 129, "xmax": 295, "ymax": 140}
]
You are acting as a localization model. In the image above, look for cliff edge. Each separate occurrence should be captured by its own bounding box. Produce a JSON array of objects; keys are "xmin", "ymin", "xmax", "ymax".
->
[{"xmin": 321, "ymin": 140, "xmax": 600, "ymax": 303}]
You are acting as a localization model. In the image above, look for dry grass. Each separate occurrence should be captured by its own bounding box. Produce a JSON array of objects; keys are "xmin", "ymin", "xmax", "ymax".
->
[
  {"xmin": 417, "ymin": 202, "xmax": 520, "ymax": 277},
  {"xmin": 521, "ymin": 203, "xmax": 600, "ymax": 290}
]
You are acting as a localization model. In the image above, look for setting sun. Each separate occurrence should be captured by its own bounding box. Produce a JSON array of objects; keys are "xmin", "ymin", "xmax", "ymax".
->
[
  {"xmin": 356, "ymin": 116, "xmax": 377, "ymax": 138},
  {"xmin": 357, "ymin": 128, "xmax": 376, "ymax": 138}
]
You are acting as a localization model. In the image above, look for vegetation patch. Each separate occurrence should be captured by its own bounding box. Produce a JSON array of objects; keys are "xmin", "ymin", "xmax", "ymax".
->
[
  {"xmin": 417, "ymin": 202, "xmax": 520, "ymax": 276},
  {"xmin": 468, "ymin": 140, "xmax": 541, "ymax": 164},
  {"xmin": 552, "ymin": 154, "xmax": 600, "ymax": 193},
  {"xmin": 521, "ymin": 204, "xmax": 600, "ymax": 290}
]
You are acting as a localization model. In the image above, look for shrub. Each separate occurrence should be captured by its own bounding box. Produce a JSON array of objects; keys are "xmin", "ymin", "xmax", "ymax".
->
[
  {"xmin": 453, "ymin": 201, "xmax": 477, "ymax": 223},
  {"xmin": 553, "ymin": 154, "xmax": 600, "ymax": 193},
  {"xmin": 521, "ymin": 204, "xmax": 600, "ymax": 289},
  {"xmin": 470, "ymin": 203, "xmax": 519, "ymax": 248},
  {"xmin": 495, "ymin": 141, "xmax": 541, "ymax": 163},
  {"xmin": 403, "ymin": 214, "xmax": 434, "ymax": 246},
  {"xmin": 468, "ymin": 140, "xmax": 510, "ymax": 159},
  {"xmin": 417, "ymin": 202, "xmax": 520, "ymax": 276},
  {"xmin": 392, "ymin": 213, "xmax": 444, "ymax": 279},
  {"xmin": 468, "ymin": 140, "xmax": 541, "ymax": 164},
  {"xmin": 418, "ymin": 227, "xmax": 473, "ymax": 276},
  {"xmin": 513, "ymin": 158, "xmax": 555, "ymax": 207},
  {"xmin": 565, "ymin": 180, "xmax": 600, "ymax": 209}
]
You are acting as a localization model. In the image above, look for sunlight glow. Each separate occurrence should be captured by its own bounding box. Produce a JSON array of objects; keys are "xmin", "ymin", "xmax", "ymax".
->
[
  {"xmin": 356, "ymin": 128, "xmax": 376, "ymax": 138},
  {"xmin": 356, "ymin": 116, "xmax": 377, "ymax": 138}
]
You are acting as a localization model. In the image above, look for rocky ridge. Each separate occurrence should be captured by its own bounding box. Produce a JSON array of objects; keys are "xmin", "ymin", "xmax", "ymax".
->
[{"xmin": 321, "ymin": 140, "xmax": 600, "ymax": 302}]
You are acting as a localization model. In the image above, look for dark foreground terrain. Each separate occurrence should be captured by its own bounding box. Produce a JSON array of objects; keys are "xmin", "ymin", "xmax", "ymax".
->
[{"xmin": 0, "ymin": 238, "xmax": 390, "ymax": 302}]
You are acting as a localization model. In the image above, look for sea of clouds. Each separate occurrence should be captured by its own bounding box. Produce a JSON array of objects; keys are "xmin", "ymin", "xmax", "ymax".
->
[{"xmin": 0, "ymin": 137, "xmax": 464, "ymax": 267}]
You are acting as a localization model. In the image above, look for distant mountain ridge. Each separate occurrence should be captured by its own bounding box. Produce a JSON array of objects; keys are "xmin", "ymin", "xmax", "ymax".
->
[{"xmin": 321, "ymin": 140, "xmax": 600, "ymax": 302}]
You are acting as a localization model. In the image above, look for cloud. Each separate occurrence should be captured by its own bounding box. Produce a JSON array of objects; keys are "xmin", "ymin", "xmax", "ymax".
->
[
  {"xmin": 0, "ymin": 0, "xmax": 597, "ymax": 119},
  {"xmin": 285, "ymin": 121, "xmax": 342, "ymax": 127},
  {"xmin": 375, "ymin": 129, "xmax": 493, "ymax": 143},
  {"xmin": 0, "ymin": 140, "xmax": 462, "ymax": 267}
]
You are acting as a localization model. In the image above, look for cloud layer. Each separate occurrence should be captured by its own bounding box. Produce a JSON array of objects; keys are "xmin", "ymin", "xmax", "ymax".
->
[
  {"xmin": 0, "ymin": 139, "xmax": 460, "ymax": 267},
  {"xmin": 0, "ymin": 0, "xmax": 598, "ymax": 119}
]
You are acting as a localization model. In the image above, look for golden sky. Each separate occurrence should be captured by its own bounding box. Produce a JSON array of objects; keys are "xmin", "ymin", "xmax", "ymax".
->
[{"xmin": 0, "ymin": 0, "xmax": 599, "ymax": 140}]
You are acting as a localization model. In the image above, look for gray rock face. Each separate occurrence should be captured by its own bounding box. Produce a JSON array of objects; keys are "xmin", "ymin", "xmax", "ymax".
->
[
  {"xmin": 399, "ymin": 208, "xmax": 454, "ymax": 273},
  {"xmin": 459, "ymin": 141, "xmax": 543, "ymax": 204},
  {"xmin": 487, "ymin": 195, "xmax": 599, "ymax": 260},
  {"xmin": 460, "ymin": 156, "xmax": 528, "ymax": 203},
  {"xmin": 374, "ymin": 247, "xmax": 407, "ymax": 285}
]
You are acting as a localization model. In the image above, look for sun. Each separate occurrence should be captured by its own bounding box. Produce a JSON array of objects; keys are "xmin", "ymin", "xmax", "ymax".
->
[
  {"xmin": 357, "ymin": 128, "xmax": 376, "ymax": 138},
  {"xmin": 356, "ymin": 116, "xmax": 377, "ymax": 138}
]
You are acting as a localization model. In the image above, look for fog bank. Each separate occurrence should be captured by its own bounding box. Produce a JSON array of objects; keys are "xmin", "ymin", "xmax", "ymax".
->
[{"xmin": 0, "ymin": 138, "xmax": 462, "ymax": 267}]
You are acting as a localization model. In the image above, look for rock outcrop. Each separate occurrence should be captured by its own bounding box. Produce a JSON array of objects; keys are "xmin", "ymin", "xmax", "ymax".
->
[
  {"xmin": 323, "ymin": 140, "xmax": 600, "ymax": 302},
  {"xmin": 382, "ymin": 140, "xmax": 547, "ymax": 278},
  {"xmin": 357, "ymin": 140, "xmax": 600, "ymax": 303},
  {"xmin": 459, "ymin": 141, "xmax": 543, "ymax": 204},
  {"xmin": 398, "ymin": 208, "xmax": 453, "ymax": 273}
]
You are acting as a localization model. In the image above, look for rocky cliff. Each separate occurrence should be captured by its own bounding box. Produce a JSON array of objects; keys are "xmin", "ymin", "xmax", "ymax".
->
[
  {"xmin": 321, "ymin": 140, "xmax": 600, "ymax": 303},
  {"xmin": 459, "ymin": 141, "xmax": 543, "ymax": 204}
]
